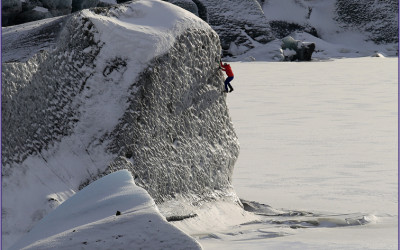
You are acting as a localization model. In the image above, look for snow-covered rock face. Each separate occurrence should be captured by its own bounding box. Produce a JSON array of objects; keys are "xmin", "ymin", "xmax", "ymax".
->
[{"xmin": 2, "ymin": 1, "xmax": 238, "ymax": 248}]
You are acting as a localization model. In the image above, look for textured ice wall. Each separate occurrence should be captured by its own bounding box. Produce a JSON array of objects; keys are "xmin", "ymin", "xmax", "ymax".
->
[
  {"xmin": 104, "ymin": 28, "xmax": 239, "ymax": 203},
  {"xmin": 2, "ymin": 1, "xmax": 239, "ymax": 247},
  {"xmin": 2, "ymin": 15, "xmax": 99, "ymax": 168}
]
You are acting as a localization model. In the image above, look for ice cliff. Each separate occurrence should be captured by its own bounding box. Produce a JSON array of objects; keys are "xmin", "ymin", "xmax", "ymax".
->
[{"xmin": 1, "ymin": 0, "xmax": 239, "ymax": 248}]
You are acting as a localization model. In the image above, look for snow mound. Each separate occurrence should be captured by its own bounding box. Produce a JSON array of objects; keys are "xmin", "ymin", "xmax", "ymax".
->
[{"xmin": 9, "ymin": 170, "xmax": 201, "ymax": 250}]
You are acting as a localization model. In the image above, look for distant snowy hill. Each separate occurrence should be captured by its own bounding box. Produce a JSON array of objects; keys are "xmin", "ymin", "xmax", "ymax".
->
[
  {"xmin": 230, "ymin": 0, "xmax": 398, "ymax": 61},
  {"xmin": 2, "ymin": 1, "xmax": 239, "ymax": 248}
]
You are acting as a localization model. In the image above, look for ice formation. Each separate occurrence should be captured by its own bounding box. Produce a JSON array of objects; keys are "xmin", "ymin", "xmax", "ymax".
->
[{"xmin": 1, "ymin": 1, "xmax": 239, "ymax": 248}]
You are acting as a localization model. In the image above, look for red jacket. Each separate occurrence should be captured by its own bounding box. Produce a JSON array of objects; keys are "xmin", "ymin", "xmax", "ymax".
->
[{"xmin": 221, "ymin": 62, "xmax": 234, "ymax": 77}]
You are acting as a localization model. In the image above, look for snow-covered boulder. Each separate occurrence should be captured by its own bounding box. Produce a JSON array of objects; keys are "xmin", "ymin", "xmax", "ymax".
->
[
  {"xmin": 9, "ymin": 170, "xmax": 201, "ymax": 250},
  {"xmin": 2, "ymin": 0, "xmax": 239, "ymax": 248},
  {"xmin": 281, "ymin": 36, "xmax": 315, "ymax": 61}
]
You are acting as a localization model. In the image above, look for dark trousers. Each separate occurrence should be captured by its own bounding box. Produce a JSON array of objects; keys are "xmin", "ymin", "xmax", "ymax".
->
[{"xmin": 224, "ymin": 76, "xmax": 234, "ymax": 92}]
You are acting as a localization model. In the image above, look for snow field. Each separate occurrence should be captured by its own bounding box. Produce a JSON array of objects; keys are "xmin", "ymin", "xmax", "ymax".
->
[{"xmin": 198, "ymin": 57, "xmax": 397, "ymax": 249}]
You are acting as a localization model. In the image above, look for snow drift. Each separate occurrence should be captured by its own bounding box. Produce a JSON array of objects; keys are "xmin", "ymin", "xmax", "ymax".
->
[
  {"xmin": 9, "ymin": 170, "xmax": 201, "ymax": 250},
  {"xmin": 2, "ymin": 0, "xmax": 240, "ymax": 248}
]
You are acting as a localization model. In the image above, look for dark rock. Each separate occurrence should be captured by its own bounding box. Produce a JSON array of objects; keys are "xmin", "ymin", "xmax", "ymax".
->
[
  {"xmin": 2, "ymin": 0, "xmax": 22, "ymax": 26},
  {"xmin": 166, "ymin": 213, "xmax": 197, "ymax": 221},
  {"xmin": 15, "ymin": 7, "xmax": 53, "ymax": 24},
  {"xmin": 40, "ymin": 0, "xmax": 72, "ymax": 16},
  {"xmin": 72, "ymin": 0, "xmax": 100, "ymax": 13}
]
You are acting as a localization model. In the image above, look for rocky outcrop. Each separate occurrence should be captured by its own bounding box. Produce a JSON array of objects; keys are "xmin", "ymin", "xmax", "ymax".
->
[{"xmin": 2, "ymin": 1, "xmax": 239, "ymax": 248}]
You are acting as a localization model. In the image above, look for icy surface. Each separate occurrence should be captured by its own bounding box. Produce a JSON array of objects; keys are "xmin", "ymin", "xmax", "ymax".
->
[
  {"xmin": 9, "ymin": 170, "xmax": 201, "ymax": 250},
  {"xmin": 2, "ymin": 1, "xmax": 239, "ymax": 248}
]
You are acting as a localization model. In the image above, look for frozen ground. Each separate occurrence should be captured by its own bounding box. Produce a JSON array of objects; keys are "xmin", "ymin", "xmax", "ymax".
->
[{"xmin": 195, "ymin": 57, "xmax": 398, "ymax": 249}]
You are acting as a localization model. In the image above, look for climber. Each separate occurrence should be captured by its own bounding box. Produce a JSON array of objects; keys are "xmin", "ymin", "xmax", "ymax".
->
[{"xmin": 220, "ymin": 59, "xmax": 234, "ymax": 93}]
